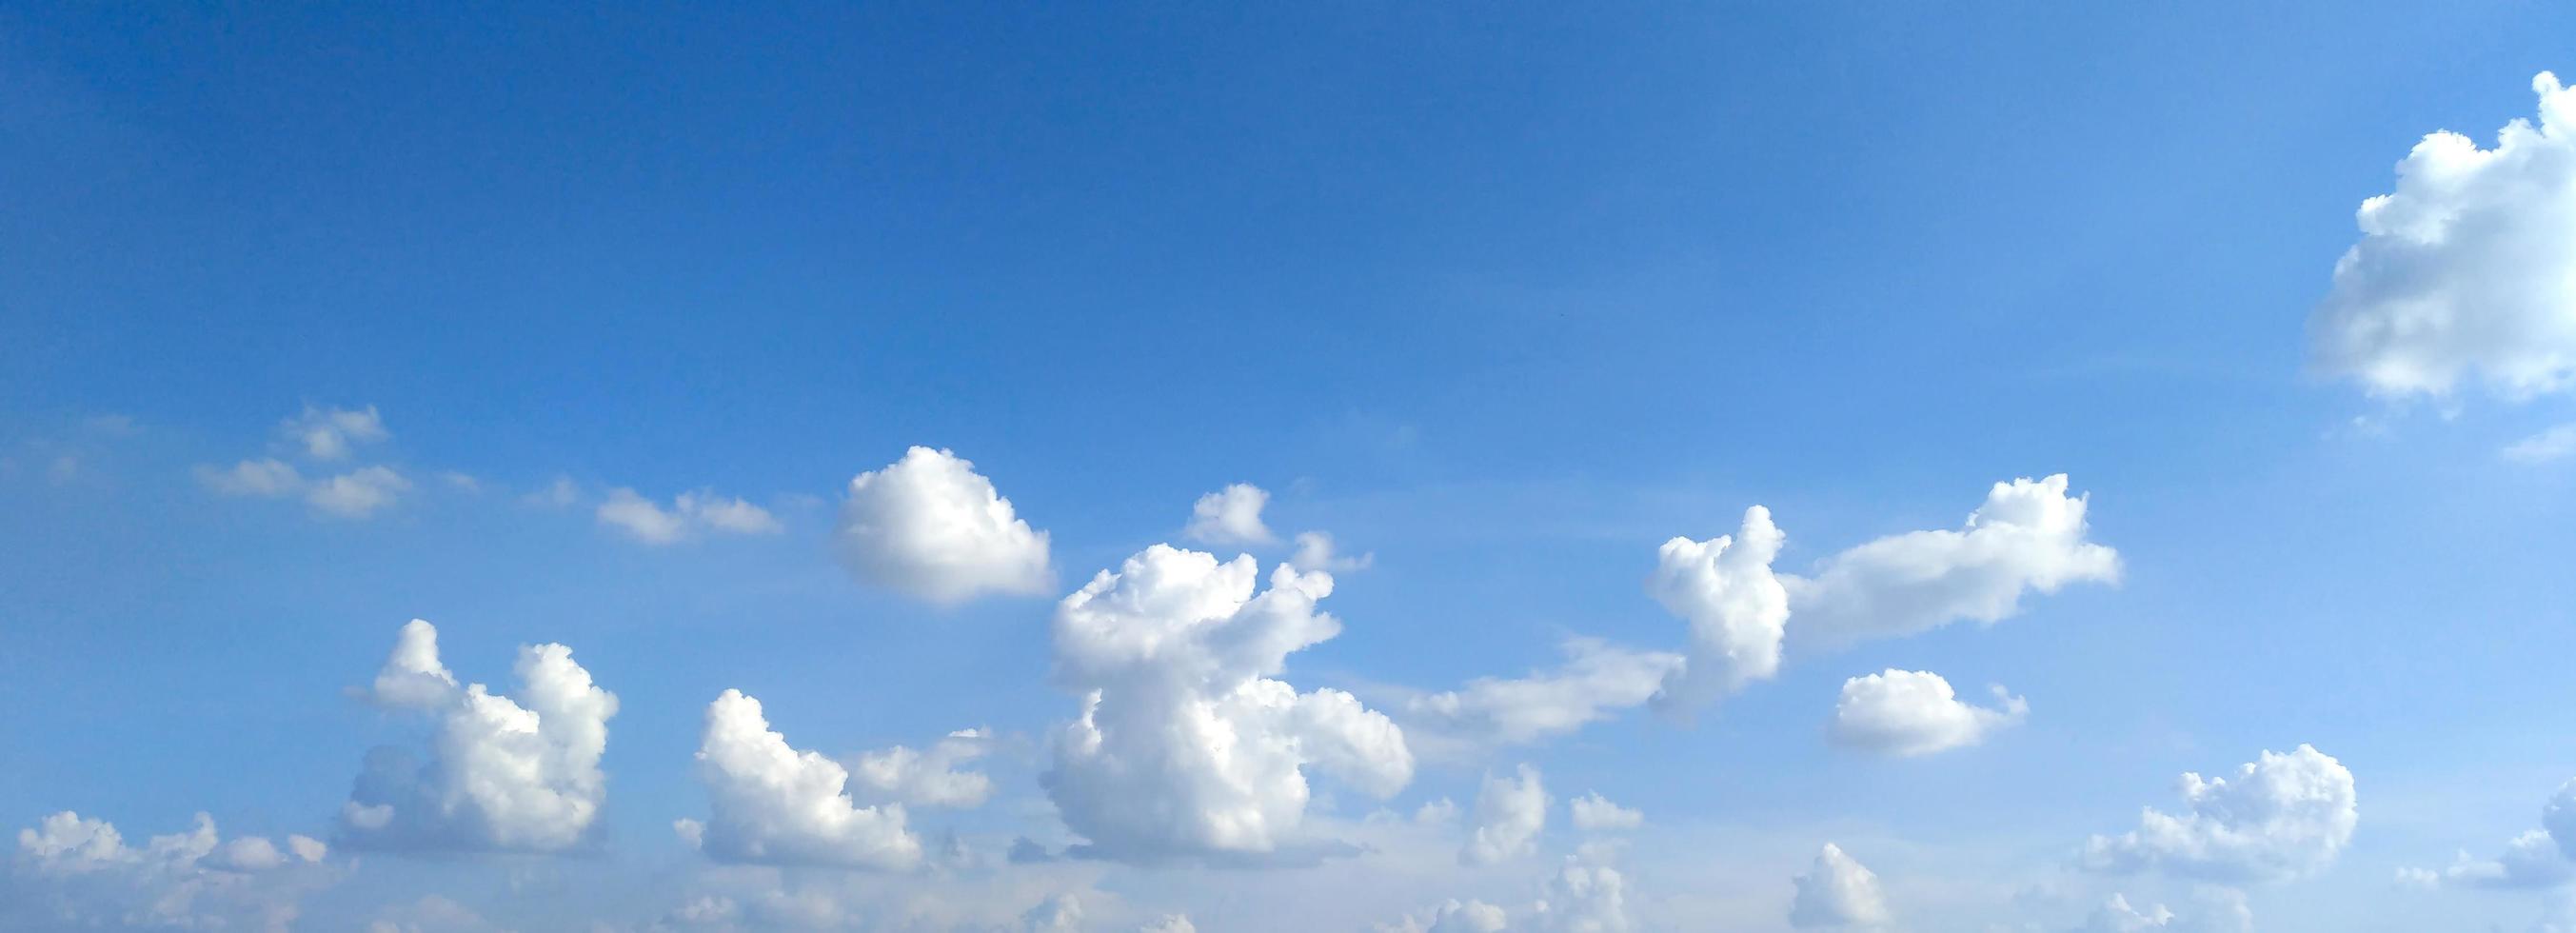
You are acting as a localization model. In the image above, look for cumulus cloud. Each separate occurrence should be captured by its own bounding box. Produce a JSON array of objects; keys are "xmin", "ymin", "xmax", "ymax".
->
[
  {"xmin": 2399, "ymin": 828, "xmax": 2572, "ymax": 889},
  {"xmin": 2506, "ymin": 424, "xmax": 2576, "ymax": 464},
  {"xmin": 307, "ymin": 466, "xmax": 412, "ymax": 518},
  {"xmin": 1289, "ymin": 530, "xmax": 1374, "ymax": 573},
  {"xmin": 1462, "ymin": 764, "xmax": 1548, "ymax": 865},
  {"xmin": 847, "ymin": 728, "xmax": 995, "ymax": 809},
  {"xmin": 597, "ymin": 487, "xmax": 783, "ymax": 545},
  {"xmin": 2082, "ymin": 744, "xmax": 2358, "ymax": 883},
  {"xmin": 1829, "ymin": 669, "xmax": 2027, "ymax": 757},
  {"xmin": 1044, "ymin": 545, "xmax": 1412, "ymax": 862},
  {"xmin": 1786, "ymin": 474, "xmax": 2119, "ymax": 648},
  {"xmin": 1568, "ymin": 793, "xmax": 1642, "ymax": 834},
  {"xmin": 5, "ymin": 810, "xmax": 333, "ymax": 932},
  {"xmin": 1649, "ymin": 506, "xmax": 1791, "ymax": 711},
  {"xmin": 2074, "ymin": 889, "xmax": 2253, "ymax": 933},
  {"xmin": 198, "ymin": 458, "xmax": 303, "ymax": 497},
  {"xmin": 283, "ymin": 405, "xmax": 388, "ymax": 461},
  {"xmin": 686, "ymin": 688, "xmax": 923, "ymax": 869},
  {"xmin": 2308, "ymin": 72, "xmax": 2576, "ymax": 400},
  {"xmin": 1184, "ymin": 483, "xmax": 1275, "ymax": 545},
  {"xmin": 1377, "ymin": 899, "xmax": 1509, "ymax": 933},
  {"xmin": 836, "ymin": 447, "xmax": 1054, "ymax": 604},
  {"xmin": 338, "ymin": 620, "xmax": 619, "ymax": 853},
  {"xmin": 1404, "ymin": 638, "xmax": 1683, "ymax": 753},
  {"xmin": 1788, "ymin": 843, "xmax": 1892, "ymax": 929},
  {"xmin": 1530, "ymin": 849, "xmax": 1633, "ymax": 932}
]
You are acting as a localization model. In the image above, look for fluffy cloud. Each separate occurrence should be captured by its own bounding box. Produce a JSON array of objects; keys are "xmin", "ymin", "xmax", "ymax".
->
[
  {"xmin": 2082, "ymin": 744, "xmax": 2358, "ymax": 883},
  {"xmin": 1137, "ymin": 914, "xmax": 1199, "ymax": 933},
  {"xmin": 2308, "ymin": 72, "xmax": 2576, "ymax": 400},
  {"xmin": 1404, "ymin": 638, "xmax": 1684, "ymax": 753},
  {"xmin": 283, "ymin": 405, "xmax": 388, "ymax": 461},
  {"xmin": 836, "ymin": 447, "xmax": 1054, "ymax": 604},
  {"xmin": 1788, "ymin": 843, "xmax": 1892, "ymax": 929},
  {"xmin": 685, "ymin": 688, "xmax": 923, "ymax": 869},
  {"xmin": 1378, "ymin": 900, "xmax": 1510, "ymax": 933},
  {"xmin": 2399, "ymin": 828, "xmax": 2572, "ymax": 889},
  {"xmin": 197, "ymin": 459, "xmax": 411, "ymax": 518},
  {"xmin": 198, "ymin": 458, "xmax": 302, "ymax": 497},
  {"xmin": 2074, "ymin": 889, "xmax": 2253, "ymax": 933},
  {"xmin": 1289, "ymin": 530, "xmax": 1374, "ymax": 573},
  {"xmin": 338, "ymin": 620, "xmax": 619, "ymax": 853},
  {"xmin": 1184, "ymin": 483, "xmax": 1275, "ymax": 545},
  {"xmin": 1530, "ymin": 849, "xmax": 1633, "ymax": 932},
  {"xmin": 1568, "ymin": 793, "xmax": 1642, "ymax": 833},
  {"xmin": 1462, "ymin": 764, "xmax": 1548, "ymax": 865},
  {"xmin": 1786, "ymin": 475, "xmax": 2119, "ymax": 648},
  {"xmin": 1829, "ymin": 669, "xmax": 2027, "ymax": 757},
  {"xmin": 1044, "ymin": 545, "xmax": 1412, "ymax": 862},
  {"xmin": 5, "ymin": 810, "xmax": 333, "ymax": 932},
  {"xmin": 847, "ymin": 728, "xmax": 995, "ymax": 809},
  {"xmin": 597, "ymin": 487, "xmax": 783, "ymax": 545},
  {"xmin": 1649, "ymin": 506, "xmax": 1791, "ymax": 711}
]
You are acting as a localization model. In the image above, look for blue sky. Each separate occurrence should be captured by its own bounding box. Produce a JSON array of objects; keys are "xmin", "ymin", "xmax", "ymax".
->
[{"xmin": 8, "ymin": 3, "xmax": 2576, "ymax": 931}]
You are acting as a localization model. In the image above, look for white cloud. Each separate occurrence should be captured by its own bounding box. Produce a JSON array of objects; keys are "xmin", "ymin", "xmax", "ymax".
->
[
  {"xmin": 339, "ymin": 620, "xmax": 619, "ymax": 853},
  {"xmin": 2400, "ymin": 828, "xmax": 2573, "ymax": 889},
  {"xmin": 846, "ymin": 729, "xmax": 995, "ymax": 809},
  {"xmin": 2505, "ymin": 424, "xmax": 2576, "ymax": 463},
  {"xmin": 1404, "ymin": 638, "xmax": 1684, "ymax": 752},
  {"xmin": 1461, "ymin": 764, "xmax": 1547, "ymax": 865},
  {"xmin": 2082, "ymin": 744, "xmax": 2358, "ymax": 883},
  {"xmin": 307, "ymin": 466, "xmax": 411, "ymax": 519},
  {"xmin": 1185, "ymin": 483, "xmax": 1275, "ymax": 545},
  {"xmin": 523, "ymin": 475, "xmax": 582, "ymax": 508},
  {"xmin": 283, "ymin": 405, "xmax": 388, "ymax": 461},
  {"xmin": 1568, "ymin": 793, "xmax": 1643, "ymax": 833},
  {"xmin": 686, "ymin": 688, "xmax": 923, "ymax": 870},
  {"xmin": 198, "ymin": 458, "xmax": 303, "ymax": 497},
  {"xmin": 1530, "ymin": 849, "xmax": 1633, "ymax": 932},
  {"xmin": 2544, "ymin": 780, "xmax": 2576, "ymax": 860},
  {"xmin": 2308, "ymin": 72, "xmax": 2576, "ymax": 400},
  {"xmin": 1024, "ymin": 892, "xmax": 1084, "ymax": 932},
  {"xmin": 365, "ymin": 895, "xmax": 511, "ymax": 933},
  {"xmin": 1289, "ymin": 530, "xmax": 1375, "ymax": 573},
  {"xmin": 1649, "ymin": 506, "xmax": 1791, "ymax": 712},
  {"xmin": 597, "ymin": 487, "xmax": 783, "ymax": 545},
  {"xmin": 5, "ymin": 810, "xmax": 333, "ymax": 932},
  {"xmin": 1786, "ymin": 474, "xmax": 2119, "ymax": 648},
  {"xmin": 2073, "ymin": 889, "xmax": 2254, "ymax": 933},
  {"xmin": 837, "ymin": 447, "xmax": 1054, "ymax": 604},
  {"xmin": 1045, "ymin": 545, "xmax": 1412, "ymax": 862},
  {"xmin": 1829, "ymin": 669, "xmax": 2027, "ymax": 757},
  {"xmin": 1377, "ymin": 900, "xmax": 1509, "ymax": 933},
  {"xmin": 1788, "ymin": 843, "xmax": 1892, "ymax": 929},
  {"xmin": 1138, "ymin": 915, "xmax": 1199, "ymax": 933}
]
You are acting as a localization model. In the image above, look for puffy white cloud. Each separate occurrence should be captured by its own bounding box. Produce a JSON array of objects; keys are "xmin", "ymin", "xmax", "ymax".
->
[
  {"xmin": 1786, "ymin": 475, "xmax": 2118, "ymax": 647},
  {"xmin": 1289, "ymin": 530, "xmax": 1374, "ymax": 573},
  {"xmin": 837, "ymin": 447, "xmax": 1054, "ymax": 604},
  {"xmin": 2082, "ymin": 744, "xmax": 2358, "ymax": 883},
  {"xmin": 1530, "ymin": 849, "xmax": 1632, "ymax": 933},
  {"xmin": 597, "ymin": 487, "xmax": 783, "ymax": 545},
  {"xmin": 1404, "ymin": 638, "xmax": 1683, "ymax": 753},
  {"xmin": 2073, "ymin": 889, "xmax": 2253, "ymax": 933},
  {"xmin": 1185, "ymin": 483, "xmax": 1275, "ymax": 545},
  {"xmin": 2308, "ymin": 72, "xmax": 2576, "ymax": 400},
  {"xmin": 1649, "ymin": 506, "xmax": 1791, "ymax": 711},
  {"xmin": 197, "ymin": 458, "xmax": 303, "ymax": 497},
  {"xmin": 1137, "ymin": 914, "xmax": 1199, "ymax": 933},
  {"xmin": 339, "ymin": 620, "xmax": 619, "ymax": 853},
  {"xmin": 1829, "ymin": 669, "xmax": 2027, "ymax": 757},
  {"xmin": 2504, "ymin": 424, "xmax": 2576, "ymax": 463},
  {"xmin": 1568, "ymin": 793, "xmax": 1642, "ymax": 833},
  {"xmin": 2400, "ymin": 828, "xmax": 2573, "ymax": 889},
  {"xmin": 283, "ymin": 405, "xmax": 388, "ymax": 461},
  {"xmin": 847, "ymin": 728, "xmax": 995, "ymax": 809},
  {"xmin": 5, "ymin": 810, "xmax": 333, "ymax": 932},
  {"xmin": 687, "ymin": 688, "xmax": 923, "ymax": 870},
  {"xmin": 1378, "ymin": 899, "xmax": 1510, "ymax": 933},
  {"xmin": 1045, "ymin": 545, "xmax": 1412, "ymax": 862},
  {"xmin": 1788, "ymin": 843, "xmax": 1892, "ymax": 929},
  {"xmin": 307, "ymin": 466, "xmax": 412, "ymax": 518},
  {"xmin": 1462, "ymin": 764, "xmax": 1548, "ymax": 865}
]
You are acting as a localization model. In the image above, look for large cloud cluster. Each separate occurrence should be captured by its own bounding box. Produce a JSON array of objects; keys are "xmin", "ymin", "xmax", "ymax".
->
[
  {"xmin": 1043, "ymin": 545, "xmax": 1412, "ymax": 862},
  {"xmin": 2309, "ymin": 72, "xmax": 2576, "ymax": 400},
  {"xmin": 836, "ymin": 447, "xmax": 1055, "ymax": 604},
  {"xmin": 6, "ymin": 810, "xmax": 333, "ymax": 932},
  {"xmin": 2082, "ymin": 744, "xmax": 2358, "ymax": 883},
  {"xmin": 339, "ymin": 620, "xmax": 621, "ymax": 853}
]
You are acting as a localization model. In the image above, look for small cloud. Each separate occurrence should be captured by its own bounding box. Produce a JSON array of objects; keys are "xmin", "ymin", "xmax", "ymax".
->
[
  {"xmin": 197, "ymin": 459, "xmax": 304, "ymax": 498},
  {"xmin": 307, "ymin": 466, "xmax": 410, "ymax": 519},
  {"xmin": 2503, "ymin": 423, "xmax": 2576, "ymax": 464},
  {"xmin": 282, "ymin": 405, "xmax": 388, "ymax": 461},
  {"xmin": 1184, "ymin": 484, "xmax": 1275, "ymax": 546},
  {"xmin": 597, "ymin": 486, "xmax": 782, "ymax": 545}
]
